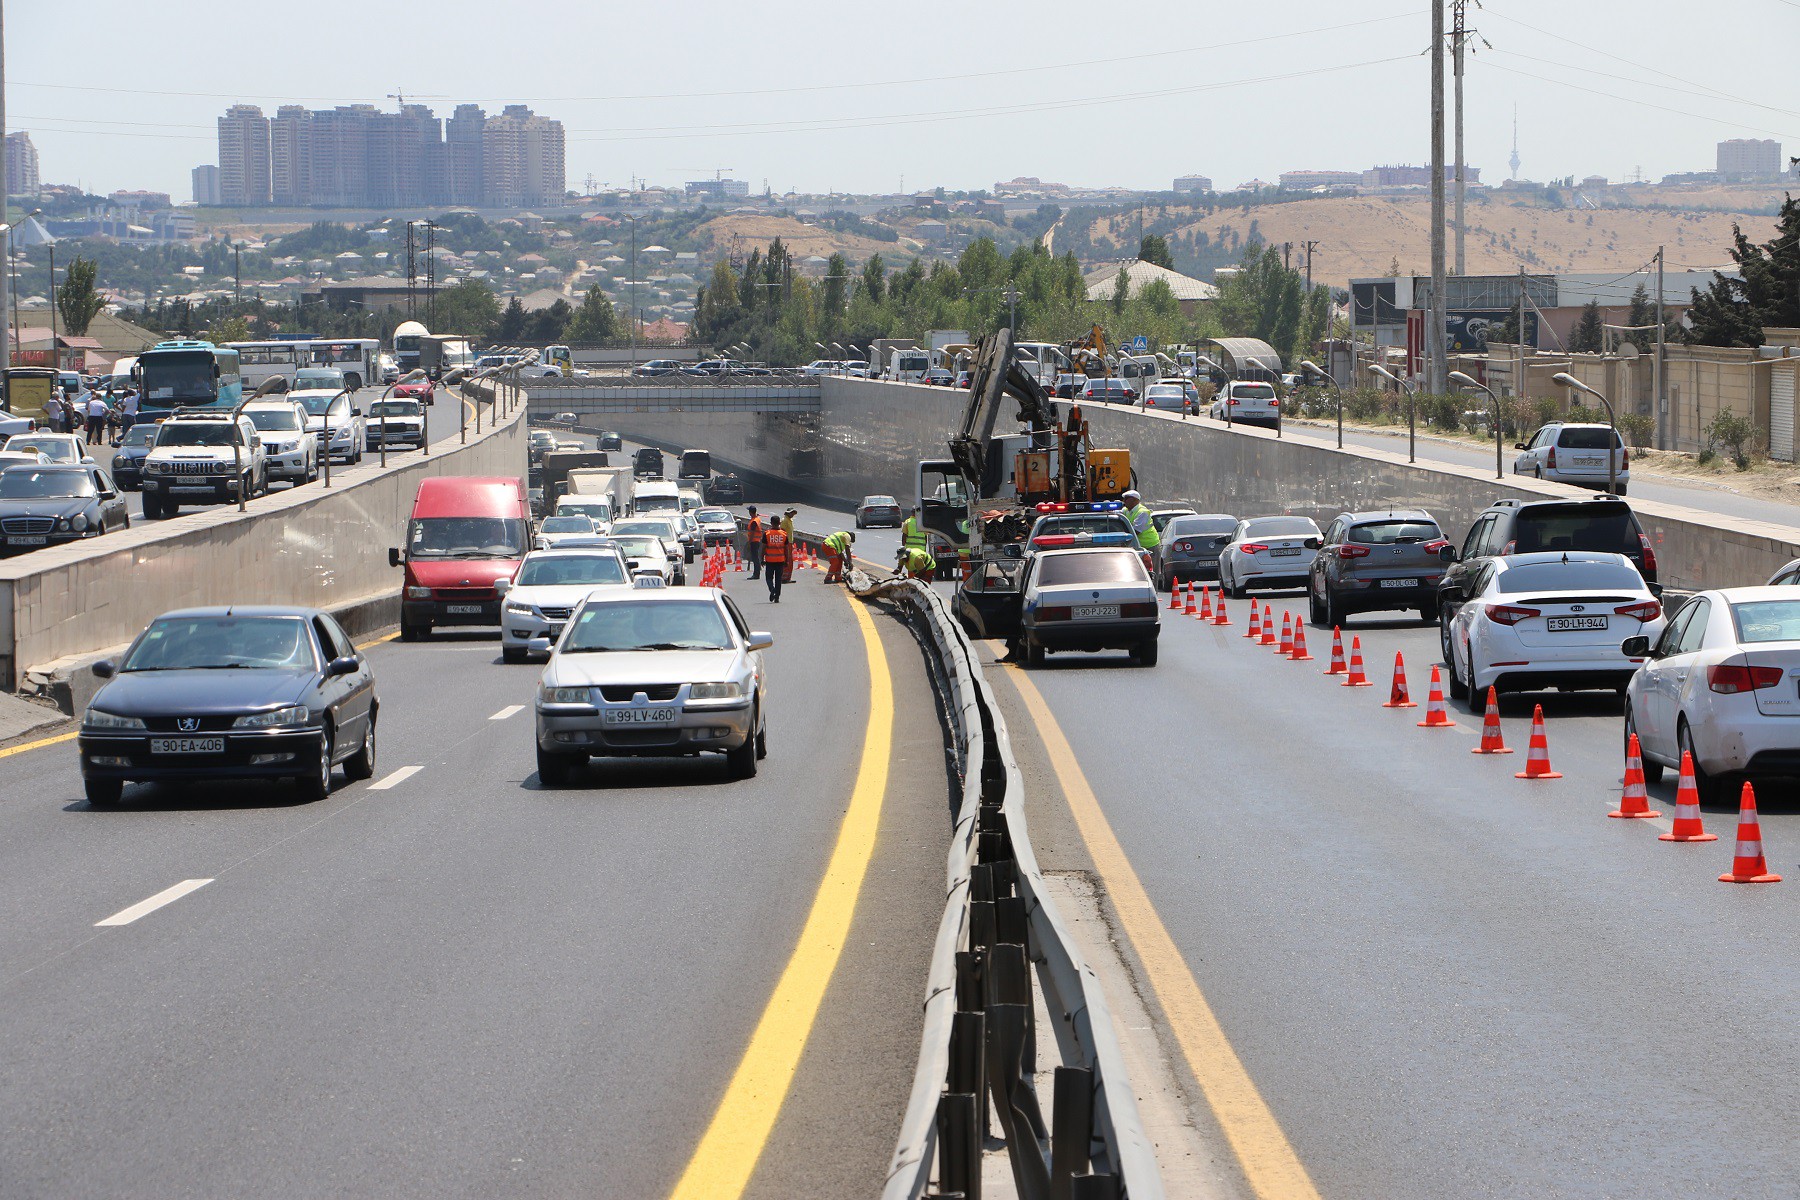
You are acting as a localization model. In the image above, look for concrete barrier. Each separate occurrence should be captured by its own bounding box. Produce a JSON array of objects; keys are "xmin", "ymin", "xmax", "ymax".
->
[
  {"xmin": 0, "ymin": 385, "xmax": 525, "ymax": 697},
  {"xmin": 575, "ymin": 376, "xmax": 1800, "ymax": 596}
]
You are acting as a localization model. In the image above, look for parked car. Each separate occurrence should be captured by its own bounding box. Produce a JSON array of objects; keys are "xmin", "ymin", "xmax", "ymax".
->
[
  {"xmin": 1513, "ymin": 422, "xmax": 1630, "ymax": 494},
  {"xmin": 1307, "ymin": 510, "xmax": 1450, "ymax": 627},
  {"xmin": 1152, "ymin": 513, "xmax": 1237, "ymax": 589},
  {"xmin": 532, "ymin": 588, "xmax": 771, "ymax": 783},
  {"xmin": 0, "ymin": 463, "xmax": 131, "ymax": 553},
  {"xmin": 1210, "ymin": 379, "xmax": 1281, "ymax": 428},
  {"xmin": 108, "ymin": 422, "xmax": 158, "ymax": 490},
  {"xmin": 76, "ymin": 606, "xmax": 378, "ymax": 805},
  {"xmin": 1218, "ymin": 515, "xmax": 1322, "ymax": 598},
  {"xmin": 1014, "ymin": 546, "xmax": 1161, "ymax": 668},
  {"xmin": 1623, "ymin": 587, "xmax": 1800, "ymax": 802},
  {"xmin": 242, "ymin": 398, "xmax": 318, "ymax": 486},
  {"xmin": 856, "ymin": 495, "xmax": 903, "ymax": 528},
  {"xmin": 496, "ymin": 545, "xmax": 633, "ymax": 662},
  {"xmin": 1443, "ymin": 551, "xmax": 1664, "ymax": 705}
]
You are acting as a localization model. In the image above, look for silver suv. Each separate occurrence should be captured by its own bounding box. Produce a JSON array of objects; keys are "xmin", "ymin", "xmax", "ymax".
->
[
  {"xmin": 242, "ymin": 399, "xmax": 317, "ymax": 485},
  {"xmin": 140, "ymin": 409, "xmax": 268, "ymax": 517},
  {"xmin": 1512, "ymin": 422, "xmax": 1630, "ymax": 494}
]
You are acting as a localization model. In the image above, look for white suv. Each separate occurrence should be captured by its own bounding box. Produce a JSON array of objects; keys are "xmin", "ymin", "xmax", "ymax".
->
[
  {"xmin": 293, "ymin": 388, "xmax": 365, "ymax": 464},
  {"xmin": 140, "ymin": 410, "xmax": 268, "ymax": 517},
  {"xmin": 242, "ymin": 398, "xmax": 318, "ymax": 485},
  {"xmin": 1512, "ymin": 422, "xmax": 1630, "ymax": 494}
]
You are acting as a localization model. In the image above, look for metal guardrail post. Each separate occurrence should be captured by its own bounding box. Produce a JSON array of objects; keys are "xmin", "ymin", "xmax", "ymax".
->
[
  {"xmin": 936, "ymin": 1092, "xmax": 979, "ymax": 1200},
  {"xmin": 1051, "ymin": 1067, "xmax": 1095, "ymax": 1200},
  {"xmin": 1069, "ymin": 1174, "xmax": 1121, "ymax": 1200}
]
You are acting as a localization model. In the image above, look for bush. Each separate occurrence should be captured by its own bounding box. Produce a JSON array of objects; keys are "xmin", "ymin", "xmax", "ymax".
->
[
  {"xmin": 1697, "ymin": 447, "xmax": 1718, "ymax": 466},
  {"xmin": 1618, "ymin": 413, "xmax": 1654, "ymax": 448},
  {"xmin": 1532, "ymin": 397, "xmax": 1559, "ymax": 427},
  {"xmin": 1706, "ymin": 409, "xmax": 1758, "ymax": 469}
]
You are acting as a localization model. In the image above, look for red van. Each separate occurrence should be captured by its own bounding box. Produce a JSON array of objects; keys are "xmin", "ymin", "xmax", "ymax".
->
[{"xmin": 390, "ymin": 476, "xmax": 528, "ymax": 640}]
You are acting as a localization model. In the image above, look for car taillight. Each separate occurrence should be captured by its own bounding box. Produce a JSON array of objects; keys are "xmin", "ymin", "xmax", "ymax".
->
[
  {"xmin": 1336, "ymin": 545, "xmax": 1370, "ymax": 558},
  {"xmin": 1621, "ymin": 446, "xmax": 1629, "ymax": 467},
  {"xmin": 1639, "ymin": 533, "xmax": 1656, "ymax": 574},
  {"xmin": 1125, "ymin": 389, "xmax": 1137, "ymax": 399},
  {"xmin": 1239, "ymin": 542, "xmax": 1268, "ymax": 554},
  {"xmin": 1176, "ymin": 540, "xmax": 1194, "ymax": 551},
  {"xmin": 1547, "ymin": 447, "xmax": 1557, "ymax": 470},
  {"xmin": 1036, "ymin": 606, "xmax": 1072, "ymax": 622},
  {"xmin": 1484, "ymin": 603, "xmax": 1541, "ymax": 626},
  {"xmin": 1708, "ymin": 664, "xmax": 1785, "ymax": 694},
  {"xmin": 1228, "ymin": 398, "xmax": 1240, "ymax": 405},
  {"xmin": 1121, "ymin": 602, "xmax": 1157, "ymax": 618},
  {"xmin": 1145, "ymin": 398, "xmax": 1156, "ymax": 406},
  {"xmin": 1421, "ymin": 539, "xmax": 1451, "ymax": 554},
  {"xmin": 1269, "ymin": 397, "xmax": 1280, "ymax": 407},
  {"xmin": 1614, "ymin": 600, "xmax": 1661, "ymax": 622}
]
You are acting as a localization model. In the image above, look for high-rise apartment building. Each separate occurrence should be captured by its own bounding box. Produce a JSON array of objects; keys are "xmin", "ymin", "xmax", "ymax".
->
[
  {"xmin": 6, "ymin": 132, "xmax": 40, "ymax": 197},
  {"xmin": 1717, "ymin": 139, "xmax": 1782, "ymax": 181},
  {"xmin": 445, "ymin": 104, "xmax": 486, "ymax": 206},
  {"xmin": 482, "ymin": 105, "xmax": 565, "ymax": 207},
  {"xmin": 271, "ymin": 106, "xmax": 313, "ymax": 205},
  {"xmin": 307, "ymin": 105, "xmax": 377, "ymax": 207},
  {"xmin": 192, "ymin": 165, "xmax": 222, "ymax": 206},
  {"xmin": 217, "ymin": 104, "xmax": 272, "ymax": 206}
]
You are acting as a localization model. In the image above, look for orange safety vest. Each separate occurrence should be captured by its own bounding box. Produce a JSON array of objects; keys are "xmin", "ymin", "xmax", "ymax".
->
[
  {"xmin": 762, "ymin": 528, "xmax": 789, "ymax": 563},
  {"xmin": 746, "ymin": 516, "xmax": 763, "ymax": 541}
]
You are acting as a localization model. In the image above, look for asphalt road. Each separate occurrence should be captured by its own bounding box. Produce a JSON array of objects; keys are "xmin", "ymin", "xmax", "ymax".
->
[{"xmin": 0, "ymin": 532, "xmax": 949, "ymax": 1196}]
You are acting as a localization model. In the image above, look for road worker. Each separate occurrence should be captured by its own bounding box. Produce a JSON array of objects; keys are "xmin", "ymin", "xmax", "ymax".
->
[
  {"xmin": 901, "ymin": 506, "xmax": 928, "ymax": 555},
  {"xmin": 899, "ymin": 546, "xmax": 936, "ymax": 581},
  {"xmin": 822, "ymin": 530, "xmax": 854, "ymax": 582},
  {"xmin": 1121, "ymin": 489, "xmax": 1160, "ymax": 552},
  {"xmin": 761, "ymin": 520, "xmax": 790, "ymax": 602},
  {"xmin": 780, "ymin": 508, "xmax": 798, "ymax": 583},
  {"xmin": 744, "ymin": 506, "xmax": 765, "ymax": 580}
]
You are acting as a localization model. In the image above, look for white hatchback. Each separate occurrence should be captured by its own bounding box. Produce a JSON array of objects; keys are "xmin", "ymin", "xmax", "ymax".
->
[
  {"xmin": 1623, "ymin": 587, "xmax": 1800, "ymax": 803},
  {"xmin": 1218, "ymin": 515, "xmax": 1322, "ymax": 598},
  {"xmin": 1445, "ymin": 551, "xmax": 1664, "ymax": 705},
  {"xmin": 1513, "ymin": 422, "xmax": 1630, "ymax": 494}
]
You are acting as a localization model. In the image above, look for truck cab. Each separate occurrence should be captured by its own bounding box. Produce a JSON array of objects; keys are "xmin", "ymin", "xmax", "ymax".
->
[{"xmin": 391, "ymin": 476, "xmax": 529, "ymax": 641}]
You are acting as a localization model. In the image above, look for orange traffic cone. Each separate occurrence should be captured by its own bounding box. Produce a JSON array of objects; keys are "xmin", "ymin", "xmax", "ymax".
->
[
  {"xmin": 1513, "ymin": 705, "xmax": 1562, "ymax": 779},
  {"xmin": 1342, "ymin": 636, "xmax": 1372, "ymax": 687},
  {"xmin": 1471, "ymin": 687, "xmax": 1512, "ymax": 754},
  {"xmin": 1199, "ymin": 585, "xmax": 1214, "ymax": 621},
  {"xmin": 1244, "ymin": 600, "xmax": 1261, "ymax": 640},
  {"xmin": 1289, "ymin": 623, "xmax": 1313, "ymax": 662},
  {"xmin": 1416, "ymin": 666, "xmax": 1454, "ymax": 727},
  {"xmin": 1259, "ymin": 604, "xmax": 1278, "ymax": 646},
  {"xmin": 1184, "ymin": 584, "xmax": 1198, "ymax": 616},
  {"xmin": 1719, "ymin": 782, "xmax": 1782, "ymax": 883},
  {"xmin": 1324, "ymin": 627, "xmax": 1347, "ymax": 675},
  {"xmin": 1382, "ymin": 652, "xmax": 1417, "ymax": 708},
  {"xmin": 1609, "ymin": 734, "xmax": 1662, "ymax": 818},
  {"xmin": 1212, "ymin": 592, "xmax": 1230, "ymax": 626},
  {"xmin": 1659, "ymin": 752, "xmax": 1718, "ymax": 841},
  {"xmin": 1168, "ymin": 582, "xmax": 1183, "ymax": 611},
  {"xmin": 1277, "ymin": 612, "xmax": 1293, "ymax": 656},
  {"xmin": 733, "ymin": 546, "xmax": 744, "ymax": 572}
]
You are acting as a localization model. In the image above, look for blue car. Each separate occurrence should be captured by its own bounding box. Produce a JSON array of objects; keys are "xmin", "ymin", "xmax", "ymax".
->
[{"xmin": 77, "ymin": 606, "xmax": 378, "ymax": 806}]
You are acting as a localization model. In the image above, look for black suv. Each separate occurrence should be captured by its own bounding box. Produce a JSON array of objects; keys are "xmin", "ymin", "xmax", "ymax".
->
[{"xmin": 1435, "ymin": 495, "xmax": 1658, "ymax": 661}]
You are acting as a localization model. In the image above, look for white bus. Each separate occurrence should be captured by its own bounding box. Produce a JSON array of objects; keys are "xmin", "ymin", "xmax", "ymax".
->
[
  {"xmin": 225, "ymin": 339, "xmax": 381, "ymax": 391},
  {"xmin": 1012, "ymin": 341, "xmax": 1072, "ymax": 387}
]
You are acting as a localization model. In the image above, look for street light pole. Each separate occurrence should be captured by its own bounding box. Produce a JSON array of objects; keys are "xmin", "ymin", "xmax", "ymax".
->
[
  {"xmin": 1449, "ymin": 369, "xmax": 1504, "ymax": 479},
  {"xmin": 1371, "ymin": 363, "xmax": 1418, "ymax": 463},
  {"xmin": 1553, "ymin": 372, "xmax": 1619, "ymax": 495},
  {"xmin": 1299, "ymin": 358, "xmax": 1342, "ymax": 449}
]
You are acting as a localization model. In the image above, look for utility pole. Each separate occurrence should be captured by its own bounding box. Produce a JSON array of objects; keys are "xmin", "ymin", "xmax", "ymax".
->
[
  {"xmin": 233, "ymin": 241, "xmax": 242, "ymax": 306},
  {"xmin": 1451, "ymin": 0, "xmax": 1471, "ymax": 276},
  {"xmin": 1654, "ymin": 245, "xmax": 1666, "ymax": 450},
  {"xmin": 1427, "ymin": 0, "xmax": 1449, "ymax": 396},
  {"xmin": 1515, "ymin": 266, "xmax": 1527, "ymax": 419},
  {"xmin": 405, "ymin": 221, "xmax": 417, "ymax": 319},
  {"xmin": 1, "ymin": 0, "xmax": 10, "ymax": 373},
  {"xmin": 1301, "ymin": 240, "xmax": 1321, "ymax": 291},
  {"xmin": 628, "ymin": 215, "xmax": 638, "ymax": 367},
  {"xmin": 425, "ymin": 221, "xmax": 437, "ymax": 329}
]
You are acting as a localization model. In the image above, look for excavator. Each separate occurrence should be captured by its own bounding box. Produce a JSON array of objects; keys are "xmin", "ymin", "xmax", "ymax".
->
[{"xmin": 914, "ymin": 329, "xmax": 1133, "ymax": 638}]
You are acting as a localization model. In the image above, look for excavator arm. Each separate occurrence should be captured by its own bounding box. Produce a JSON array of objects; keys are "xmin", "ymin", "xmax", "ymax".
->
[{"xmin": 948, "ymin": 329, "xmax": 1060, "ymax": 491}]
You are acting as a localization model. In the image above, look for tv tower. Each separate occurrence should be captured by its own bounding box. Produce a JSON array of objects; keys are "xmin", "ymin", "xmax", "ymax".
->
[{"xmin": 1509, "ymin": 106, "xmax": 1521, "ymax": 180}]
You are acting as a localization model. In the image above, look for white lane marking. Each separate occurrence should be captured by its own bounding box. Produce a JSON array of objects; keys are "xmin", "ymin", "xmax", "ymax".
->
[
  {"xmin": 368, "ymin": 765, "xmax": 423, "ymax": 791},
  {"xmin": 490, "ymin": 705, "xmax": 525, "ymax": 721},
  {"xmin": 95, "ymin": 879, "xmax": 213, "ymax": 927}
]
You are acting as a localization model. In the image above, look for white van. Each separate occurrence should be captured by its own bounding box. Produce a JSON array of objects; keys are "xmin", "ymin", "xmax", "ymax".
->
[{"xmin": 634, "ymin": 479, "xmax": 683, "ymax": 516}]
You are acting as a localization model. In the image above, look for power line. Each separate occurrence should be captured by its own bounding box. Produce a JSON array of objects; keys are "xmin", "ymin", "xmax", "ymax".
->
[
  {"xmin": 1482, "ymin": 60, "xmax": 1800, "ymax": 143},
  {"xmin": 1489, "ymin": 48, "xmax": 1800, "ymax": 123}
]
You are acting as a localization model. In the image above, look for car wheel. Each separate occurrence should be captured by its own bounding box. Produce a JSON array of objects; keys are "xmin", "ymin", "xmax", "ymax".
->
[
  {"xmin": 536, "ymin": 744, "xmax": 579, "ymax": 787},
  {"xmin": 1614, "ymin": 482, "xmax": 1628, "ymax": 497},
  {"xmin": 1323, "ymin": 587, "xmax": 1343, "ymax": 630},
  {"xmin": 502, "ymin": 646, "xmax": 527, "ymax": 664},
  {"xmin": 1448, "ymin": 650, "xmax": 1469, "ymax": 700},
  {"xmin": 296, "ymin": 729, "xmax": 333, "ymax": 802},
  {"xmin": 1677, "ymin": 721, "xmax": 1721, "ymax": 805},
  {"xmin": 1025, "ymin": 637, "xmax": 1047, "ymax": 669},
  {"xmin": 755, "ymin": 714, "xmax": 768, "ymax": 760},
  {"xmin": 84, "ymin": 778, "xmax": 122, "ymax": 806},
  {"xmin": 1419, "ymin": 600, "xmax": 1440, "ymax": 624},
  {"xmin": 1624, "ymin": 704, "xmax": 1664, "ymax": 784},
  {"xmin": 1307, "ymin": 581, "xmax": 1325, "ymax": 627},
  {"xmin": 727, "ymin": 709, "xmax": 759, "ymax": 779},
  {"xmin": 1135, "ymin": 638, "xmax": 1159, "ymax": 667},
  {"xmin": 343, "ymin": 713, "xmax": 377, "ymax": 782}
]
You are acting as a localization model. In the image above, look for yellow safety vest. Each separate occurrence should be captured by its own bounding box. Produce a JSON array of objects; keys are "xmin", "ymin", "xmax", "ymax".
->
[
  {"xmin": 1127, "ymin": 504, "xmax": 1160, "ymax": 550},
  {"xmin": 904, "ymin": 547, "xmax": 936, "ymax": 573},
  {"xmin": 902, "ymin": 516, "xmax": 928, "ymax": 549}
]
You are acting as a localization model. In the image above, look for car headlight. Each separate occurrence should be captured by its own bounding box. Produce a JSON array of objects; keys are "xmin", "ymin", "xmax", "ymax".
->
[
  {"xmin": 146, "ymin": 461, "xmax": 167, "ymax": 474},
  {"xmin": 234, "ymin": 705, "xmax": 311, "ymax": 729},
  {"xmin": 505, "ymin": 602, "xmax": 536, "ymax": 617},
  {"xmin": 540, "ymin": 685, "xmax": 592, "ymax": 704},
  {"xmin": 689, "ymin": 681, "xmax": 744, "ymax": 700},
  {"xmin": 70, "ymin": 513, "xmax": 90, "ymax": 532},
  {"xmin": 406, "ymin": 586, "xmax": 433, "ymax": 600},
  {"xmin": 84, "ymin": 709, "xmax": 145, "ymax": 730}
]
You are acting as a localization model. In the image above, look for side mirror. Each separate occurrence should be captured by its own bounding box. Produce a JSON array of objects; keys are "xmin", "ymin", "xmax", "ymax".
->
[
  {"xmin": 1437, "ymin": 545, "xmax": 1458, "ymax": 563},
  {"xmin": 92, "ymin": 660, "xmax": 116, "ymax": 680},
  {"xmin": 388, "ymin": 547, "xmax": 403, "ymax": 568},
  {"xmin": 494, "ymin": 578, "xmax": 511, "ymax": 597},
  {"xmin": 1513, "ymin": 442, "xmax": 1527, "ymax": 450},
  {"xmin": 351, "ymin": 408, "xmax": 363, "ymax": 418},
  {"xmin": 1303, "ymin": 537, "xmax": 1322, "ymax": 550},
  {"xmin": 1620, "ymin": 635, "xmax": 1651, "ymax": 658},
  {"xmin": 747, "ymin": 632, "xmax": 774, "ymax": 651},
  {"xmin": 327, "ymin": 655, "xmax": 359, "ymax": 677},
  {"xmin": 527, "ymin": 636, "xmax": 552, "ymax": 655}
]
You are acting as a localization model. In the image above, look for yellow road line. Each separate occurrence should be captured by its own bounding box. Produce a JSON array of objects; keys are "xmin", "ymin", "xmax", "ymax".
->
[
  {"xmin": 667, "ymin": 592, "xmax": 894, "ymax": 1200},
  {"xmin": 0, "ymin": 729, "xmax": 78, "ymax": 760},
  {"xmin": 355, "ymin": 630, "xmax": 401, "ymax": 651},
  {"xmin": 1005, "ymin": 665, "xmax": 1322, "ymax": 1200}
]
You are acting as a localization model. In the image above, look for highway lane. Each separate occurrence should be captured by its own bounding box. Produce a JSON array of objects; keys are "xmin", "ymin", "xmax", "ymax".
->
[{"xmin": 0, "ymin": 567, "xmax": 948, "ymax": 1197}]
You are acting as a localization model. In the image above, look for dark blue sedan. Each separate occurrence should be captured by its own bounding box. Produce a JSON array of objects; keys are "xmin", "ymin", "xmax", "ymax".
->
[{"xmin": 77, "ymin": 606, "xmax": 379, "ymax": 806}]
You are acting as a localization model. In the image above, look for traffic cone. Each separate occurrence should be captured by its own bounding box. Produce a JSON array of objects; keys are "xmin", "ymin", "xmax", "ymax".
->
[
  {"xmin": 1259, "ymin": 604, "xmax": 1278, "ymax": 646},
  {"xmin": 733, "ymin": 545, "xmax": 744, "ymax": 572},
  {"xmin": 1199, "ymin": 585, "xmax": 1214, "ymax": 621},
  {"xmin": 1244, "ymin": 601, "xmax": 1261, "ymax": 640},
  {"xmin": 1168, "ymin": 581, "xmax": 1183, "ymax": 610},
  {"xmin": 1342, "ymin": 636, "xmax": 1372, "ymax": 686},
  {"xmin": 1609, "ymin": 734, "xmax": 1662, "ymax": 818},
  {"xmin": 1324, "ymin": 627, "xmax": 1347, "ymax": 675},
  {"xmin": 1471, "ymin": 687, "xmax": 1512, "ymax": 754},
  {"xmin": 1289, "ymin": 623, "xmax": 1313, "ymax": 662},
  {"xmin": 1382, "ymin": 652, "xmax": 1417, "ymax": 708},
  {"xmin": 1513, "ymin": 705, "xmax": 1562, "ymax": 779},
  {"xmin": 1659, "ymin": 753, "xmax": 1718, "ymax": 841},
  {"xmin": 1185, "ymin": 584, "xmax": 1198, "ymax": 616},
  {"xmin": 1277, "ymin": 612, "xmax": 1293, "ymax": 656},
  {"xmin": 1719, "ymin": 782, "xmax": 1782, "ymax": 883},
  {"xmin": 1212, "ymin": 592, "xmax": 1230, "ymax": 627},
  {"xmin": 1416, "ymin": 666, "xmax": 1454, "ymax": 727}
]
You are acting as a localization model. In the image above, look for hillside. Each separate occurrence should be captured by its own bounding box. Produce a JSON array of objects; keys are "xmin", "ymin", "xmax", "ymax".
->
[{"xmin": 691, "ymin": 214, "xmax": 898, "ymax": 262}]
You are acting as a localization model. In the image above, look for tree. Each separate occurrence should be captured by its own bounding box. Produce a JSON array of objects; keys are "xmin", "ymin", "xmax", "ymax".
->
[
  {"xmin": 860, "ymin": 253, "xmax": 886, "ymax": 305},
  {"xmin": 1568, "ymin": 299, "xmax": 1605, "ymax": 353},
  {"xmin": 566, "ymin": 285, "xmax": 619, "ymax": 342},
  {"xmin": 1687, "ymin": 275, "xmax": 1764, "ymax": 348},
  {"xmin": 1625, "ymin": 282, "xmax": 1655, "ymax": 350},
  {"xmin": 1110, "ymin": 268, "xmax": 1131, "ymax": 314},
  {"xmin": 207, "ymin": 315, "xmax": 252, "ymax": 344},
  {"xmin": 529, "ymin": 299, "xmax": 573, "ymax": 344},
  {"xmin": 498, "ymin": 296, "xmax": 527, "ymax": 342},
  {"xmin": 432, "ymin": 278, "xmax": 501, "ymax": 340},
  {"xmin": 1138, "ymin": 233, "xmax": 1174, "ymax": 269},
  {"xmin": 1686, "ymin": 195, "xmax": 1800, "ymax": 347},
  {"xmin": 56, "ymin": 256, "xmax": 106, "ymax": 336},
  {"xmin": 821, "ymin": 252, "xmax": 849, "ymax": 323}
]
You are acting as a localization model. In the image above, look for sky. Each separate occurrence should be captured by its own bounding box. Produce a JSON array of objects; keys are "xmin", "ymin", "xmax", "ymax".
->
[{"xmin": 9, "ymin": 0, "xmax": 1800, "ymax": 202}]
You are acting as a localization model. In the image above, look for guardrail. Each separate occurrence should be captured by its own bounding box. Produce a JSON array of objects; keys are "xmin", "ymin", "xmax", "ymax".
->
[
  {"xmin": 854, "ymin": 569, "xmax": 1163, "ymax": 1200},
  {"xmin": 527, "ymin": 368, "xmax": 824, "ymax": 387}
]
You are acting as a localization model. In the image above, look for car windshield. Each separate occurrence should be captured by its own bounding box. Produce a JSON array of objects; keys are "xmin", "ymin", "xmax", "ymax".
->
[
  {"xmin": 613, "ymin": 536, "xmax": 667, "ymax": 559},
  {"xmin": 697, "ymin": 509, "xmax": 733, "ymax": 523},
  {"xmin": 368, "ymin": 401, "xmax": 420, "ymax": 418},
  {"xmin": 1556, "ymin": 427, "xmax": 1622, "ymax": 450},
  {"xmin": 9, "ymin": 438, "xmax": 77, "ymax": 462},
  {"xmin": 557, "ymin": 502, "xmax": 610, "ymax": 521},
  {"xmin": 245, "ymin": 409, "xmax": 302, "ymax": 432},
  {"xmin": 1038, "ymin": 551, "xmax": 1148, "ymax": 587},
  {"xmin": 1167, "ymin": 517, "xmax": 1237, "ymax": 537},
  {"xmin": 1511, "ymin": 507, "xmax": 1639, "ymax": 555},
  {"xmin": 563, "ymin": 600, "xmax": 733, "ymax": 652},
  {"xmin": 1497, "ymin": 560, "xmax": 1643, "ymax": 594},
  {"xmin": 1732, "ymin": 599, "xmax": 1800, "ymax": 643},
  {"xmin": 407, "ymin": 516, "xmax": 525, "ymax": 559},
  {"xmin": 155, "ymin": 423, "xmax": 238, "ymax": 447},
  {"xmin": 540, "ymin": 516, "xmax": 594, "ymax": 533},
  {"xmin": 123, "ymin": 616, "xmax": 314, "ymax": 672},
  {"xmin": 1241, "ymin": 517, "xmax": 1317, "ymax": 538},
  {"xmin": 1232, "ymin": 384, "xmax": 1277, "ymax": 399},
  {"xmin": 613, "ymin": 519, "xmax": 675, "ymax": 537},
  {"xmin": 295, "ymin": 394, "xmax": 340, "ymax": 416},
  {"xmin": 1350, "ymin": 520, "xmax": 1440, "ymax": 544},
  {"xmin": 0, "ymin": 468, "xmax": 93, "ymax": 498},
  {"xmin": 515, "ymin": 554, "xmax": 628, "ymax": 587},
  {"xmin": 122, "ymin": 424, "xmax": 158, "ymax": 446}
]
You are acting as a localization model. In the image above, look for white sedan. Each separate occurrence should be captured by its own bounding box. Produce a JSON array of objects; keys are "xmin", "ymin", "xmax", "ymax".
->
[
  {"xmin": 2, "ymin": 432, "xmax": 93, "ymax": 465},
  {"xmin": 1016, "ymin": 546, "xmax": 1161, "ymax": 668},
  {"xmin": 496, "ymin": 546, "xmax": 632, "ymax": 663},
  {"xmin": 1445, "ymin": 551, "xmax": 1664, "ymax": 707},
  {"xmin": 534, "ymin": 514, "xmax": 600, "ymax": 550},
  {"xmin": 1624, "ymin": 587, "xmax": 1800, "ymax": 803},
  {"xmin": 610, "ymin": 534, "xmax": 680, "ymax": 585},
  {"xmin": 1218, "ymin": 515, "xmax": 1322, "ymax": 598}
]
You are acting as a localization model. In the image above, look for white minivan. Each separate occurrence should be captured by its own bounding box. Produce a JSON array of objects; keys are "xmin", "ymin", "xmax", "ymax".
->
[
  {"xmin": 1513, "ymin": 422, "xmax": 1630, "ymax": 494},
  {"xmin": 1210, "ymin": 379, "xmax": 1282, "ymax": 429}
]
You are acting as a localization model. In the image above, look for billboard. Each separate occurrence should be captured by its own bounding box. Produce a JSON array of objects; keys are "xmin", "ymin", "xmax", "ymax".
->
[{"xmin": 1447, "ymin": 311, "xmax": 1538, "ymax": 353}]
